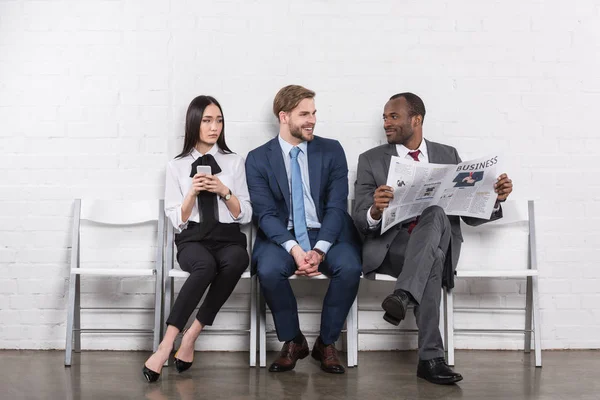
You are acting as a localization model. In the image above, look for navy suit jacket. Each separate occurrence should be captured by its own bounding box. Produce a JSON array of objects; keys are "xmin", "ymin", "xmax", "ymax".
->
[{"xmin": 245, "ymin": 135, "xmax": 360, "ymax": 268}]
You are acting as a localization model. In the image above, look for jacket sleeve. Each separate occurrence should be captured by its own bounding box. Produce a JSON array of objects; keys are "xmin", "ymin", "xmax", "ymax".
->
[
  {"xmin": 315, "ymin": 140, "xmax": 350, "ymax": 244},
  {"xmin": 245, "ymin": 151, "xmax": 295, "ymax": 245}
]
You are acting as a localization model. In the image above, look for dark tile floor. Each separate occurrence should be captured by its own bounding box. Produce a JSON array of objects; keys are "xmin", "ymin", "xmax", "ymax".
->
[{"xmin": 0, "ymin": 350, "xmax": 598, "ymax": 400}]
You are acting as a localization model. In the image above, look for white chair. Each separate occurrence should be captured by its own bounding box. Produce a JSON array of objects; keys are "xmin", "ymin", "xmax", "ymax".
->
[
  {"xmin": 353, "ymin": 275, "xmax": 447, "ymax": 367},
  {"xmin": 446, "ymin": 200, "xmax": 542, "ymax": 367},
  {"xmin": 258, "ymin": 274, "xmax": 359, "ymax": 368},
  {"xmin": 163, "ymin": 223, "xmax": 258, "ymax": 366},
  {"xmin": 65, "ymin": 199, "xmax": 164, "ymax": 366}
]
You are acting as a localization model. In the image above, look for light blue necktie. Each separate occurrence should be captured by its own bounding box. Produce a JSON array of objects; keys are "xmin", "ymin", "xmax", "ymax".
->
[{"xmin": 290, "ymin": 146, "xmax": 311, "ymax": 251}]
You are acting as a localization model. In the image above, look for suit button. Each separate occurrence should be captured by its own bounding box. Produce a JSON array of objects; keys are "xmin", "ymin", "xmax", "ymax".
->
[
  {"xmin": 397, "ymin": 225, "xmax": 401, "ymax": 230},
  {"xmin": 386, "ymin": 244, "xmax": 390, "ymax": 248}
]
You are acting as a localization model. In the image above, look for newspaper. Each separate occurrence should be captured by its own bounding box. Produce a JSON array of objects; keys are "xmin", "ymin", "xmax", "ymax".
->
[{"xmin": 381, "ymin": 155, "xmax": 501, "ymax": 234}]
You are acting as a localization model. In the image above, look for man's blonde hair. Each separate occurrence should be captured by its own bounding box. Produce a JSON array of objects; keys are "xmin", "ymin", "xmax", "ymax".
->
[{"xmin": 273, "ymin": 85, "xmax": 315, "ymax": 121}]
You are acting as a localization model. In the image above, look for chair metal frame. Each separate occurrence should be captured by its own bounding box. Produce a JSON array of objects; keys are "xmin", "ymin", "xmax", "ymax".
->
[
  {"xmin": 64, "ymin": 199, "xmax": 164, "ymax": 366},
  {"xmin": 353, "ymin": 275, "xmax": 447, "ymax": 367},
  {"xmin": 446, "ymin": 200, "xmax": 542, "ymax": 367}
]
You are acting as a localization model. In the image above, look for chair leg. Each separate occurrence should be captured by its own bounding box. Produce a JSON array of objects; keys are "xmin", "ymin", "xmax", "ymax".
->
[
  {"xmin": 152, "ymin": 273, "xmax": 162, "ymax": 352},
  {"xmin": 73, "ymin": 274, "xmax": 81, "ymax": 353},
  {"xmin": 439, "ymin": 287, "xmax": 445, "ymax": 349},
  {"xmin": 163, "ymin": 276, "xmax": 173, "ymax": 367},
  {"xmin": 345, "ymin": 297, "xmax": 356, "ymax": 368},
  {"xmin": 532, "ymin": 275, "xmax": 542, "ymax": 367},
  {"xmin": 249, "ymin": 275, "xmax": 257, "ymax": 367},
  {"xmin": 259, "ymin": 287, "xmax": 267, "ymax": 368},
  {"xmin": 446, "ymin": 288, "xmax": 455, "ymax": 366},
  {"xmin": 352, "ymin": 296, "xmax": 358, "ymax": 366},
  {"xmin": 64, "ymin": 273, "xmax": 77, "ymax": 366},
  {"xmin": 524, "ymin": 276, "xmax": 533, "ymax": 354}
]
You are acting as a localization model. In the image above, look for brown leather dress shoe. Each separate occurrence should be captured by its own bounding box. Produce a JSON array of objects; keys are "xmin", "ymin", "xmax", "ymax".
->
[
  {"xmin": 311, "ymin": 336, "xmax": 345, "ymax": 374},
  {"xmin": 268, "ymin": 337, "xmax": 310, "ymax": 372}
]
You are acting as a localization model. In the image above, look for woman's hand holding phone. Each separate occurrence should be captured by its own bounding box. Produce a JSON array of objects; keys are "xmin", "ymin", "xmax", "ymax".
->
[
  {"xmin": 187, "ymin": 166, "xmax": 212, "ymax": 197},
  {"xmin": 189, "ymin": 166, "xmax": 228, "ymax": 198}
]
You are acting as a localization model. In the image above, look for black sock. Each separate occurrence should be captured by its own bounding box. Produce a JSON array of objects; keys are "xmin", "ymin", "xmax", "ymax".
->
[{"xmin": 292, "ymin": 332, "xmax": 305, "ymax": 344}]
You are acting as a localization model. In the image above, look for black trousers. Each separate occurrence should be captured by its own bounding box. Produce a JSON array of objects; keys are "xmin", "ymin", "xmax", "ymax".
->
[{"xmin": 165, "ymin": 240, "xmax": 249, "ymax": 331}]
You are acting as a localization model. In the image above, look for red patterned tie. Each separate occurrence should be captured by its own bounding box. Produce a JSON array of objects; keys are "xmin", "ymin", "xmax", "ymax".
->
[{"xmin": 407, "ymin": 150, "xmax": 420, "ymax": 233}]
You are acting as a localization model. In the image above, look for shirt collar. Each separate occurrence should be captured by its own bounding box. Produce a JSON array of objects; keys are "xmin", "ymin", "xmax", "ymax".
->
[
  {"xmin": 190, "ymin": 144, "xmax": 220, "ymax": 159},
  {"xmin": 278, "ymin": 134, "xmax": 307, "ymax": 156},
  {"xmin": 396, "ymin": 138, "xmax": 428, "ymax": 160}
]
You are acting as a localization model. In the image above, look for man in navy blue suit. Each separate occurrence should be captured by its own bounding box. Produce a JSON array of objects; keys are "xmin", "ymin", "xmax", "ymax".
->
[{"xmin": 245, "ymin": 85, "xmax": 362, "ymax": 374}]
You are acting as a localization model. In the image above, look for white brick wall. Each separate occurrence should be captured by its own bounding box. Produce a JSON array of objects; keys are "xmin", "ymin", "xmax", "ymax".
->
[{"xmin": 1, "ymin": 0, "xmax": 599, "ymax": 351}]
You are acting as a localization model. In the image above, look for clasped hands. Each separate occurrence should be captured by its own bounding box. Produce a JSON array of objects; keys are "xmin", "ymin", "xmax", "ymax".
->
[
  {"xmin": 189, "ymin": 173, "xmax": 229, "ymax": 198},
  {"xmin": 291, "ymin": 245, "xmax": 323, "ymax": 277}
]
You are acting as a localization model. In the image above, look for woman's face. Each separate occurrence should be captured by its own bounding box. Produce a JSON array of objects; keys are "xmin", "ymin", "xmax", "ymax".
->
[{"xmin": 198, "ymin": 103, "xmax": 223, "ymax": 146}]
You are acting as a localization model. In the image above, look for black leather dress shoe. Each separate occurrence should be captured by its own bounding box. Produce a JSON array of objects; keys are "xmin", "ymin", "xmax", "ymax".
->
[
  {"xmin": 381, "ymin": 290, "xmax": 410, "ymax": 326},
  {"xmin": 417, "ymin": 357, "xmax": 463, "ymax": 385}
]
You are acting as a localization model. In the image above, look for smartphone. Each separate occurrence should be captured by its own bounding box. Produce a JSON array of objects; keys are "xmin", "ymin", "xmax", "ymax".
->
[{"xmin": 196, "ymin": 165, "xmax": 212, "ymax": 175}]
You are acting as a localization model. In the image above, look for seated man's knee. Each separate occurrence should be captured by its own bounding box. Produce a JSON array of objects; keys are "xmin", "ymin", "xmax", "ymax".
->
[
  {"xmin": 327, "ymin": 246, "xmax": 362, "ymax": 281},
  {"xmin": 344, "ymin": 261, "xmax": 363, "ymax": 281},
  {"xmin": 423, "ymin": 205, "xmax": 445, "ymax": 217},
  {"xmin": 422, "ymin": 205, "xmax": 450, "ymax": 224},
  {"xmin": 257, "ymin": 258, "xmax": 293, "ymax": 288}
]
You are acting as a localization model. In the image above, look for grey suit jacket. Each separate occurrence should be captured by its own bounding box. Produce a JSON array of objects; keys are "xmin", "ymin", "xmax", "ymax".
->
[{"xmin": 352, "ymin": 139, "xmax": 502, "ymax": 289}]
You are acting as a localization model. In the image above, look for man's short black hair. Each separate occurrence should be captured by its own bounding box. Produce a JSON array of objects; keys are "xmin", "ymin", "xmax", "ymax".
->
[{"xmin": 389, "ymin": 92, "xmax": 426, "ymax": 123}]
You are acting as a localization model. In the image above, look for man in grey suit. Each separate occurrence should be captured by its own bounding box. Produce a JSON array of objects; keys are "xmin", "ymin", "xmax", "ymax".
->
[{"xmin": 353, "ymin": 93, "xmax": 513, "ymax": 385}]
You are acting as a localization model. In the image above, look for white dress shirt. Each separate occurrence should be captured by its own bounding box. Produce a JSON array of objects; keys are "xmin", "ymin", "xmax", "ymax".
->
[
  {"xmin": 278, "ymin": 135, "xmax": 331, "ymax": 254},
  {"xmin": 164, "ymin": 144, "xmax": 252, "ymax": 232},
  {"xmin": 367, "ymin": 140, "xmax": 429, "ymax": 229}
]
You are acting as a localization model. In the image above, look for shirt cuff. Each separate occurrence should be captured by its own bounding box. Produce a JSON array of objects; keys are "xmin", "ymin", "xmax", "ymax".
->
[
  {"xmin": 314, "ymin": 240, "xmax": 332, "ymax": 254},
  {"xmin": 283, "ymin": 240, "xmax": 298, "ymax": 253},
  {"xmin": 493, "ymin": 200, "xmax": 501, "ymax": 213},
  {"xmin": 177, "ymin": 206, "xmax": 189, "ymax": 232},
  {"xmin": 367, "ymin": 206, "xmax": 382, "ymax": 230}
]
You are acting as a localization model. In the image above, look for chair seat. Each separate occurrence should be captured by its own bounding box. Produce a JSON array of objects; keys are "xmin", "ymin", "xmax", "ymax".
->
[
  {"xmin": 373, "ymin": 273, "xmax": 396, "ymax": 282},
  {"xmin": 70, "ymin": 268, "xmax": 155, "ymax": 277},
  {"xmin": 456, "ymin": 270, "xmax": 538, "ymax": 278},
  {"xmin": 168, "ymin": 269, "xmax": 252, "ymax": 279},
  {"xmin": 169, "ymin": 269, "xmax": 190, "ymax": 278},
  {"xmin": 288, "ymin": 274, "xmax": 329, "ymax": 280}
]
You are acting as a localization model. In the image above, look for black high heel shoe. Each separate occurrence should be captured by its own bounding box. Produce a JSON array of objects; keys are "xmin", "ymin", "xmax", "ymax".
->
[
  {"xmin": 142, "ymin": 365, "xmax": 161, "ymax": 383},
  {"xmin": 173, "ymin": 349, "xmax": 193, "ymax": 373}
]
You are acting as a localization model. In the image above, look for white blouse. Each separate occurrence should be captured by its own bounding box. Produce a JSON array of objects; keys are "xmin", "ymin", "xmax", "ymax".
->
[{"xmin": 164, "ymin": 144, "xmax": 252, "ymax": 232}]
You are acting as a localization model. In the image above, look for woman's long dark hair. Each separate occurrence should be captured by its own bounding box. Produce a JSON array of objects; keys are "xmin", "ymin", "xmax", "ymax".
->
[{"xmin": 175, "ymin": 95, "xmax": 233, "ymax": 159}]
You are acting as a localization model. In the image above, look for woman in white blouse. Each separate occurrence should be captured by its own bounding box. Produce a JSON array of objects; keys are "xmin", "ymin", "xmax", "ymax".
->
[{"xmin": 143, "ymin": 95, "xmax": 252, "ymax": 382}]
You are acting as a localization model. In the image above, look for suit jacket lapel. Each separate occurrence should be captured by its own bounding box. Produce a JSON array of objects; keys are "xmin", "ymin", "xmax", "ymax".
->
[
  {"xmin": 425, "ymin": 139, "xmax": 446, "ymax": 164},
  {"xmin": 307, "ymin": 139, "xmax": 322, "ymax": 220},
  {"xmin": 383, "ymin": 144, "xmax": 398, "ymax": 180},
  {"xmin": 267, "ymin": 138, "xmax": 291, "ymax": 213}
]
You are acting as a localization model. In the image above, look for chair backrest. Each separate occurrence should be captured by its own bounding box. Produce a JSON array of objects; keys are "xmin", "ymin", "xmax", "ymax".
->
[
  {"xmin": 80, "ymin": 200, "xmax": 161, "ymax": 225},
  {"xmin": 458, "ymin": 199, "xmax": 536, "ymax": 272},
  {"xmin": 71, "ymin": 199, "xmax": 165, "ymax": 273}
]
